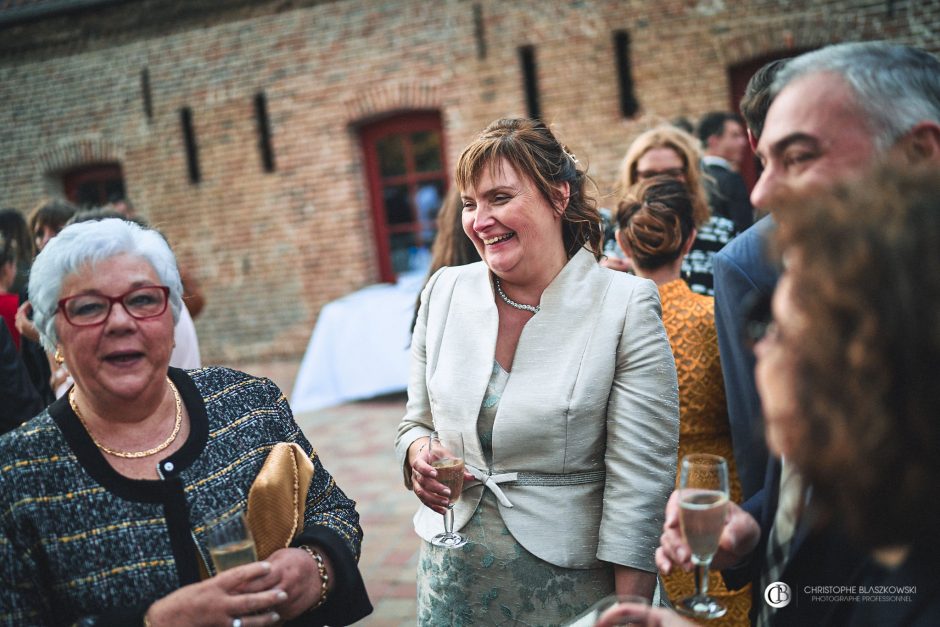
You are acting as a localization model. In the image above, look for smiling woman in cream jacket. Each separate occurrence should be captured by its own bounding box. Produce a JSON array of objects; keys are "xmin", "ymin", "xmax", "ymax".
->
[{"xmin": 395, "ymin": 118, "xmax": 679, "ymax": 625}]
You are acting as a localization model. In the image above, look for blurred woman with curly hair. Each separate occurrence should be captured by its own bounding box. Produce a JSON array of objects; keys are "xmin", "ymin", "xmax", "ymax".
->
[{"xmin": 760, "ymin": 166, "xmax": 940, "ymax": 625}]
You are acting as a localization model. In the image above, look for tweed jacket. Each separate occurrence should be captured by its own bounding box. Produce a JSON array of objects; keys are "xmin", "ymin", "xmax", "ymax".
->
[
  {"xmin": 396, "ymin": 248, "xmax": 680, "ymax": 571},
  {"xmin": 0, "ymin": 367, "xmax": 371, "ymax": 627}
]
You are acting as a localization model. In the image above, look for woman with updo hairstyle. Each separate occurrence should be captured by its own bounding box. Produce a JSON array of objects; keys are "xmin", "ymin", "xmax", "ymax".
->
[
  {"xmin": 396, "ymin": 118, "xmax": 679, "ymax": 623},
  {"xmin": 616, "ymin": 177, "xmax": 749, "ymax": 626},
  {"xmin": 617, "ymin": 125, "xmax": 734, "ymax": 296}
]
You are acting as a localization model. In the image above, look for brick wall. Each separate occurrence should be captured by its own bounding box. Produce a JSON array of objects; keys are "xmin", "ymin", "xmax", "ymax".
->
[{"xmin": 1, "ymin": 0, "xmax": 937, "ymax": 367}]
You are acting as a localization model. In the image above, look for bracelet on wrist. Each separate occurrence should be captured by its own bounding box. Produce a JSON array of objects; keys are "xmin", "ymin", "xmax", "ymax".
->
[{"xmin": 299, "ymin": 545, "xmax": 330, "ymax": 611}]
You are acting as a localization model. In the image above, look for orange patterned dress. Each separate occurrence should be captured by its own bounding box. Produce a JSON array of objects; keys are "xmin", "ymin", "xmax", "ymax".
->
[{"xmin": 658, "ymin": 279, "xmax": 750, "ymax": 626}]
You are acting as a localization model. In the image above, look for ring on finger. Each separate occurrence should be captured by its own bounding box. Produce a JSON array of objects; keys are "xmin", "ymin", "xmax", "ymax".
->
[{"xmin": 232, "ymin": 618, "xmax": 243, "ymax": 627}]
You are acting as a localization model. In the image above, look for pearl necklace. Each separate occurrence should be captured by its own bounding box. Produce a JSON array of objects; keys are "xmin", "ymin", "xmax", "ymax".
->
[
  {"xmin": 494, "ymin": 276, "xmax": 540, "ymax": 314},
  {"xmin": 69, "ymin": 376, "xmax": 183, "ymax": 459}
]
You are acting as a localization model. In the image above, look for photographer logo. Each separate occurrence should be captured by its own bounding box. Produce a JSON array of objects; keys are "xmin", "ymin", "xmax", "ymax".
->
[{"xmin": 765, "ymin": 582, "xmax": 792, "ymax": 608}]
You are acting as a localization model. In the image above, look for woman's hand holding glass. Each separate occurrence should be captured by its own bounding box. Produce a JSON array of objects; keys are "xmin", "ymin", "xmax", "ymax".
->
[
  {"xmin": 144, "ymin": 561, "xmax": 284, "ymax": 626},
  {"xmin": 408, "ymin": 433, "xmax": 474, "ymax": 517},
  {"xmin": 146, "ymin": 546, "xmax": 331, "ymax": 626}
]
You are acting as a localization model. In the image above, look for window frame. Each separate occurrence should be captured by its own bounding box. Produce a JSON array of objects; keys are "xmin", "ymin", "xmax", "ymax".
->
[
  {"xmin": 360, "ymin": 111, "xmax": 448, "ymax": 283},
  {"xmin": 62, "ymin": 162, "xmax": 126, "ymax": 207}
]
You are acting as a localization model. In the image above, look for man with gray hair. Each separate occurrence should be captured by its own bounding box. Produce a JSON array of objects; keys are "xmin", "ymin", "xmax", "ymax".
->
[{"xmin": 658, "ymin": 41, "xmax": 940, "ymax": 627}]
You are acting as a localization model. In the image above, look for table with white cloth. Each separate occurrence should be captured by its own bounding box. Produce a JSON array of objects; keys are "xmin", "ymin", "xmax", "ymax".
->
[{"xmin": 290, "ymin": 270, "xmax": 426, "ymax": 413}]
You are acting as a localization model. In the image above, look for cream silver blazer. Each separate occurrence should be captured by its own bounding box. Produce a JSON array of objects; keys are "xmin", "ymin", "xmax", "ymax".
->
[{"xmin": 395, "ymin": 248, "xmax": 679, "ymax": 571}]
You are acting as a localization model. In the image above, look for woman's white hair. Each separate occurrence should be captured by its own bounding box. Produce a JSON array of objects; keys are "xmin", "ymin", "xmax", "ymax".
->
[{"xmin": 29, "ymin": 218, "xmax": 183, "ymax": 351}]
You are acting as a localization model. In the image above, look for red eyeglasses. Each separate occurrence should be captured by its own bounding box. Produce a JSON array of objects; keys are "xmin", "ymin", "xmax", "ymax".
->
[{"xmin": 57, "ymin": 286, "xmax": 170, "ymax": 327}]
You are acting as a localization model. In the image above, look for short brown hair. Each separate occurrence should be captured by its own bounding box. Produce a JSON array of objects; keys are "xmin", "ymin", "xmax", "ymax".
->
[{"xmin": 455, "ymin": 118, "xmax": 601, "ymax": 260}]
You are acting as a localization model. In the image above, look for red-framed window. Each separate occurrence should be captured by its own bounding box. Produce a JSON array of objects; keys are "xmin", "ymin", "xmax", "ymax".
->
[
  {"xmin": 62, "ymin": 163, "xmax": 126, "ymax": 207},
  {"xmin": 360, "ymin": 112, "xmax": 447, "ymax": 283}
]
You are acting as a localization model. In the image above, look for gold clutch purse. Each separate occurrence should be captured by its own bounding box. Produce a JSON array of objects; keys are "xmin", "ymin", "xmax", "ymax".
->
[{"xmin": 246, "ymin": 442, "xmax": 315, "ymax": 560}]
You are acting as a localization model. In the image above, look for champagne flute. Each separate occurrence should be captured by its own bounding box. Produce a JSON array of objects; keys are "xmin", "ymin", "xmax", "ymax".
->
[
  {"xmin": 675, "ymin": 453, "xmax": 729, "ymax": 619},
  {"xmin": 206, "ymin": 511, "xmax": 257, "ymax": 572},
  {"xmin": 428, "ymin": 430, "xmax": 468, "ymax": 548}
]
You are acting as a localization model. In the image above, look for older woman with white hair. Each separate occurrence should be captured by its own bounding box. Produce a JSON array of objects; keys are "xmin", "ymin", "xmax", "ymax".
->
[{"xmin": 0, "ymin": 218, "xmax": 371, "ymax": 626}]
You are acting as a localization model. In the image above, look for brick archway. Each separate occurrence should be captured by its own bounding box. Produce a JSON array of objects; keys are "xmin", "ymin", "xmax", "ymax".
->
[
  {"xmin": 35, "ymin": 135, "xmax": 126, "ymax": 175},
  {"xmin": 344, "ymin": 81, "xmax": 443, "ymax": 124}
]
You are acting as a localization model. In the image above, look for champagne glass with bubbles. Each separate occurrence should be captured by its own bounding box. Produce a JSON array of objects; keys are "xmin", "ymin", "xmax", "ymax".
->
[
  {"xmin": 675, "ymin": 453, "xmax": 729, "ymax": 619},
  {"xmin": 428, "ymin": 430, "xmax": 468, "ymax": 548}
]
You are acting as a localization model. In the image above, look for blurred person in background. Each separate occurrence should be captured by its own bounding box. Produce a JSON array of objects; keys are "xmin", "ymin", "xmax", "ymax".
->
[
  {"xmin": 28, "ymin": 198, "xmax": 76, "ymax": 253},
  {"xmin": 397, "ymin": 118, "xmax": 679, "ymax": 623},
  {"xmin": 0, "ymin": 322, "xmax": 41, "ymax": 434},
  {"xmin": 0, "ymin": 229, "xmax": 42, "ymax": 434},
  {"xmin": 16, "ymin": 198, "xmax": 77, "ymax": 402},
  {"xmin": 616, "ymin": 177, "xmax": 748, "ymax": 625},
  {"xmin": 617, "ymin": 125, "xmax": 732, "ymax": 296},
  {"xmin": 0, "ymin": 233, "xmax": 21, "ymax": 344},
  {"xmin": 0, "ymin": 208, "xmax": 34, "ymax": 299},
  {"xmin": 411, "ymin": 185, "xmax": 480, "ymax": 333},
  {"xmin": 697, "ymin": 112, "xmax": 754, "ymax": 235}
]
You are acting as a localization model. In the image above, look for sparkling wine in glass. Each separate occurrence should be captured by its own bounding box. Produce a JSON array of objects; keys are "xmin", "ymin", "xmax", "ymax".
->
[
  {"xmin": 675, "ymin": 453, "xmax": 729, "ymax": 619},
  {"xmin": 428, "ymin": 430, "xmax": 468, "ymax": 548},
  {"xmin": 206, "ymin": 511, "xmax": 257, "ymax": 572}
]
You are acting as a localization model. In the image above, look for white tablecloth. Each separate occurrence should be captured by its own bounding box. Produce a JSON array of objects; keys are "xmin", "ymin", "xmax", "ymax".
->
[{"xmin": 290, "ymin": 271, "xmax": 426, "ymax": 413}]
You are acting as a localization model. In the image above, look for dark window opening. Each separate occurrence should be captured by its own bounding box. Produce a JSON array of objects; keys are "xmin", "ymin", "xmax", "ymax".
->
[
  {"xmin": 254, "ymin": 92, "xmax": 276, "ymax": 173},
  {"xmin": 180, "ymin": 107, "xmax": 201, "ymax": 184},
  {"xmin": 519, "ymin": 45, "xmax": 541, "ymax": 120},
  {"xmin": 473, "ymin": 3, "xmax": 487, "ymax": 60},
  {"xmin": 613, "ymin": 30, "xmax": 639, "ymax": 118},
  {"xmin": 141, "ymin": 68, "xmax": 154, "ymax": 120},
  {"xmin": 63, "ymin": 163, "xmax": 126, "ymax": 208}
]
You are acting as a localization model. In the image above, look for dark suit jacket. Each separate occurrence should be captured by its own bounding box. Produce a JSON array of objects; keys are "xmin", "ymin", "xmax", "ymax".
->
[
  {"xmin": 712, "ymin": 215, "xmax": 779, "ymax": 499},
  {"xmin": 848, "ymin": 544, "xmax": 940, "ymax": 626},
  {"xmin": 1, "ymin": 322, "xmax": 42, "ymax": 434},
  {"xmin": 723, "ymin": 459, "xmax": 872, "ymax": 626},
  {"xmin": 703, "ymin": 162, "xmax": 754, "ymax": 235}
]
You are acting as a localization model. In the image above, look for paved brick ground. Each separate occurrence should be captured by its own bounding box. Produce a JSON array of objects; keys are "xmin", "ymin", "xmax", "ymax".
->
[{"xmin": 294, "ymin": 394, "xmax": 418, "ymax": 627}]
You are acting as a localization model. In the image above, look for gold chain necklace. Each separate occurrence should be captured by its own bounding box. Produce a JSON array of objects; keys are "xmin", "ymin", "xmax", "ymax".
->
[{"xmin": 69, "ymin": 377, "xmax": 183, "ymax": 459}]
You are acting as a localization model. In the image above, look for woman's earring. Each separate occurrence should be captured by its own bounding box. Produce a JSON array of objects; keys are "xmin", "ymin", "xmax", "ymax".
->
[{"xmin": 54, "ymin": 347, "xmax": 65, "ymax": 365}]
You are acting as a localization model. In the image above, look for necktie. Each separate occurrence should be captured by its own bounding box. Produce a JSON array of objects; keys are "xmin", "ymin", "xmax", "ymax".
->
[{"xmin": 756, "ymin": 461, "xmax": 803, "ymax": 626}]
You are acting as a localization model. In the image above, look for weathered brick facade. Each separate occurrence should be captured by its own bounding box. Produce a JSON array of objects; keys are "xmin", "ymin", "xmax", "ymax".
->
[{"xmin": 2, "ymin": 0, "xmax": 937, "ymax": 370}]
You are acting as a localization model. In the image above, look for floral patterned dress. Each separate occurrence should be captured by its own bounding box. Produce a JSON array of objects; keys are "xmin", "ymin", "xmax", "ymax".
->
[{"xmin": 417, "ymin": 361, "xmax": 614, "ymax": 626}]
